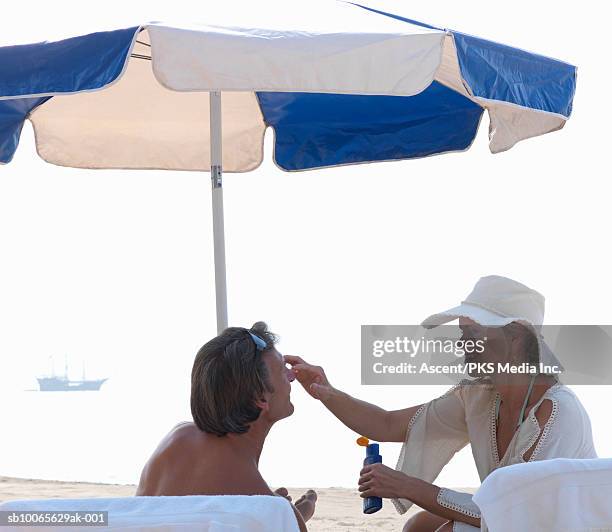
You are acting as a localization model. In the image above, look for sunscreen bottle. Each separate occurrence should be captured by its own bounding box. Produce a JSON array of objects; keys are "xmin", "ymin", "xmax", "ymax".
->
[{"xmin": 357, "ymin": 437, "xmax": 383, "ymax": 514}]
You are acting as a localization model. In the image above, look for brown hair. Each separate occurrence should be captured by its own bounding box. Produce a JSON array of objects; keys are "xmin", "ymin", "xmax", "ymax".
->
[{"xmin": 190, "ymin": 322, "xmax": 278, "ymax": 436}]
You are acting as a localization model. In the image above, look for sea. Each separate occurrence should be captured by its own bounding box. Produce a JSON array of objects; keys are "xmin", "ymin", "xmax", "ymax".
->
[
  {"xmin": 0, "ymin": 380, "xmax": 191, "ymax": 486},
  {"xmin": 2, "ymin": 376, "xmax": 608, "ymax": 490}
]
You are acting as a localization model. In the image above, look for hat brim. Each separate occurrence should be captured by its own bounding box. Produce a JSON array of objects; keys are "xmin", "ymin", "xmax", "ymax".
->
[
  {"xmin": 422, "ymin": 303, "xmax": 515, "ymax": 329},
  {"xmin": 421, "ymin": 303, "xmax": 564, "ymax": 374}
]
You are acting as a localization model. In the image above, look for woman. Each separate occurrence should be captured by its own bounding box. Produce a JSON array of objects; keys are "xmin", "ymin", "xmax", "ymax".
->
[{"xmin": 286, "ymin": 276, "xmax": 597, "ymax": 531}]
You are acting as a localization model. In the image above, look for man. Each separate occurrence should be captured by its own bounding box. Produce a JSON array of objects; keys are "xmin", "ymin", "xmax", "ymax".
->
[{"xmin": 137, "ymin": 322, "xmax": 317, "ymax": 532}]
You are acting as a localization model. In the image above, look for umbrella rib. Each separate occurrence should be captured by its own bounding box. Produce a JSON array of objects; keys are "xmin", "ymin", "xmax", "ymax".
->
[
  {"xmin": 130, "ymin": 53, "xmax": 152, "ymax": 61},
  {"xmin": 135, "ymin": 40, "xmax": 151, "ymax": 47}
]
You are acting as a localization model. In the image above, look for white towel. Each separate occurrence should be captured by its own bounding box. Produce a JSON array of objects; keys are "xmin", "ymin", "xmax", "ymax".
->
[
  {"xmin": 0, "ymin": 495, "xmax": 300, "ymax": 531},
  {"xmin": 473, "ymin": 458, "xmax": 612, "ymax": 532}
]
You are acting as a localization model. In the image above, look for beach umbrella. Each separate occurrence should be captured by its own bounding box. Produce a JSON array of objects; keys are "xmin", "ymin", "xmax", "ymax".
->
[{"xmin": 0, "ymin": 3, "xmax": 576, "ymax": 332}]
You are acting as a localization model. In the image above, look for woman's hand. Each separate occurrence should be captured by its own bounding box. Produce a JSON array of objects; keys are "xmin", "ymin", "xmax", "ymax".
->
[
  {"xmin": 360, "ymin": 466, "xmax": 481, "ymax": 529},
  {"xmin": 358, "ymin": 463, "xmax": 411, "ymax": 499},
  {"xmin": 284, "ymin": 355, "xmax": 334, "ymax": 401}
]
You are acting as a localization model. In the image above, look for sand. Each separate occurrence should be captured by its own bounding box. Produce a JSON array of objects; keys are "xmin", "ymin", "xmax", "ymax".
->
[{"xmin": 0, "ymin": 476, "xmax": 432, "ymax": 531}]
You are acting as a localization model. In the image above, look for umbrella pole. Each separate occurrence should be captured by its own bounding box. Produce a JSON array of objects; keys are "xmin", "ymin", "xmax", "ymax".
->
[{"xmin": 210, "ymin": 91, "xmax": 228, "ymax": 333}]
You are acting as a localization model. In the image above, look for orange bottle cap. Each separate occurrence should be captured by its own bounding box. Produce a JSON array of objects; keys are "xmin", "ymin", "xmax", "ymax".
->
[{"xmin": 356, "ymin": 436, "xmax": 369, "ymax": 447}]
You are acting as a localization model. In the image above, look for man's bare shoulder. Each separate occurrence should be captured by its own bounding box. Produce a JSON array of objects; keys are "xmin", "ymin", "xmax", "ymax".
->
[
  {"xmin": 136, "ymin": 422, "xmax": 201, "ymax": 495},
  {"xmin": 167, "ymin": 421, "xmax": 203, "ymax": 443},
  {"xmin": 137, "ymin": 422, "xmax": 275, "ymax": 497}
]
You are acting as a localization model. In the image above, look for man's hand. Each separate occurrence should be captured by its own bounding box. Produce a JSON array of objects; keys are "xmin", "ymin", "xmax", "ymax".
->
[
  {"xmin": 284, "ymin": 356, "xmax": 333, "ymax": 401},
  {"xmin": 275, "ymin": 487, "xmax": 317, "ymax": 523},
  {"xmin": 358, "ymin": 463, "xmax": 410, "ymax": 499},
  {"xmin": 274, "ymin": 487, "xmax": 292, "ymax": 502}
]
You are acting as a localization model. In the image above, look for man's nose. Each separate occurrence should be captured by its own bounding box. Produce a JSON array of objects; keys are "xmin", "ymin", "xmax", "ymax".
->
[{"xmin": 286, "ymin": 367, "xmax": 296, "ymax": 382}]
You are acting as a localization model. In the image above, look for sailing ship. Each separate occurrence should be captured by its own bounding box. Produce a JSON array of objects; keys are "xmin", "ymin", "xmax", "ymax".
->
[{"xmin": 37, "ymin": 356, "xmax": 108, "ymax": 392}]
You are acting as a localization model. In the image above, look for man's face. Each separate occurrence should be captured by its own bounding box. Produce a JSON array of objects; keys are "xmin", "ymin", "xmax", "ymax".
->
[{"xmin": 260, "ymin": 348, "xmax": 295, "ymax": 423}]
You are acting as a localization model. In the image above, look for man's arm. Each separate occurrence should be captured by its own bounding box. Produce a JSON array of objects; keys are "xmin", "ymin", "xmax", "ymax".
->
[
  {"xmin": 135, "ymin": 456, "xmax": 158, "ymax": 496},
  {"xmin": 285, "ymin": 356, "xmax": 422, "ymax": 442}
]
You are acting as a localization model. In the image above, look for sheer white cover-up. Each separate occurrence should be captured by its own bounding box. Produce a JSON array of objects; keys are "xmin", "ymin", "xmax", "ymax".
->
[{"xmin": 391, "ymin": 381, "xmax": 597, "ymax": 531}]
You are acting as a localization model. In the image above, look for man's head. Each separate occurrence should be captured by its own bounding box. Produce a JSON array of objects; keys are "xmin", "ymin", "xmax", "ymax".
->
[{"xmin": 191, "ymin": 322, "xmax": 295, "ymax": 436}]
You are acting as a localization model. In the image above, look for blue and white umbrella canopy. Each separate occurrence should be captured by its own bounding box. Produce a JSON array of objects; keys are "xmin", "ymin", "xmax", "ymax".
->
[
  {"xmin": 0, "ymin": 2, "xmax": 576, "ymax": 170},
  {"xmin": 0, "ymin": 2, "xmax": 577, "ymax": 331}
]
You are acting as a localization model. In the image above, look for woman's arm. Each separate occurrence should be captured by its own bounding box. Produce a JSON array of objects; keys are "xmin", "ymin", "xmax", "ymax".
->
[
  {"xmin": 358, "ymin": 464, "xmax": 480, "ymax": 528},
  {"xmin": 285, "ymin": 356, "xmax": 422, "ymax": 443},
  {"xmin": 323, "ymin": 387, "xmax": 423, "ymax": 443}
]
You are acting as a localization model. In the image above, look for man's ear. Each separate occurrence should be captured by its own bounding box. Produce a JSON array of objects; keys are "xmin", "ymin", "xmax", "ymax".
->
[{"xmin": 255, "ymin": 396, "xmax": 269, "ymax": 412}]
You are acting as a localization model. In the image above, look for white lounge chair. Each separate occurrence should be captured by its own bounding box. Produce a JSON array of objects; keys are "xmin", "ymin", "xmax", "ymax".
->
[
  {"xmin": 473, "ymin": 458, "xmax": 612, "ymax": 531},
  {"xmin": 0, "ymin": 494, "xmax": 300, "ymax": 531}
]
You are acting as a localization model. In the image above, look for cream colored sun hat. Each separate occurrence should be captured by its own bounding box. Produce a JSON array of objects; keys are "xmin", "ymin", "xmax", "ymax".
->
[{"xmin": 422, "ymin": 275, "xmax": 563, "ymax": 372}]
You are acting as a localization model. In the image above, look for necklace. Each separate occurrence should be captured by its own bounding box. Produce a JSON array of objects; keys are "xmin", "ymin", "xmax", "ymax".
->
[{"xmin": 495, "ymin": 373, "xmax": 537, "ymax": 431}]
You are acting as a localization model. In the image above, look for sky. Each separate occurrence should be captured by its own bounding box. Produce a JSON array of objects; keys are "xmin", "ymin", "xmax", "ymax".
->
[{"xmin": 0, "ymin": 0, "xmax": 611, "ymax": 490}]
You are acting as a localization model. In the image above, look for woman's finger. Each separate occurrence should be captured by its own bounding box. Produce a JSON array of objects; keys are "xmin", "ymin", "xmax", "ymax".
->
[
  {"xmin": 289, "ymin": 364, "xmax": 311, "ymax": 373},
  {"xmin": 358, "ymin": 473, "xmax": 373, "ymax": 485},
  {"xmin": 360, "ymin": 478, "xmax": 374, "ymax": 487},
  {"xmin": 284, "ymin": 355, "xmax": 306, "ymax": 366},
  {"xmin": 292, "ymin": 365, "xmax": 320, "ymax": 378},
  {"xmin": 358, "ymin": 483, "xmax": 374, "ymax": 493}
]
